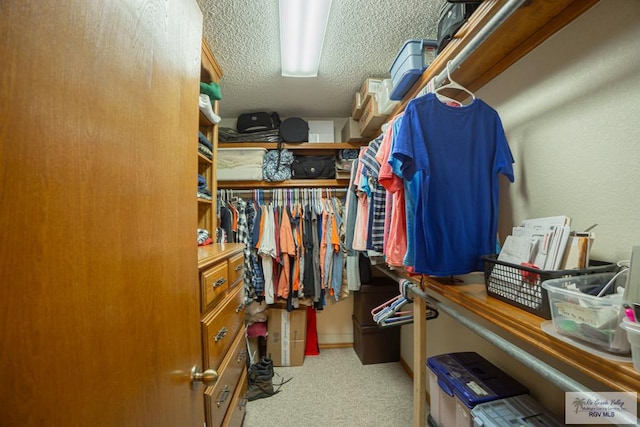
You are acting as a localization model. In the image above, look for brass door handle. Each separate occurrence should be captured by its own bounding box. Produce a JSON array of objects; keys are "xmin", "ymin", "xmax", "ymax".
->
[{"xmin": 190, "ymin": 365, "xmax": 218, "ymax": 390}]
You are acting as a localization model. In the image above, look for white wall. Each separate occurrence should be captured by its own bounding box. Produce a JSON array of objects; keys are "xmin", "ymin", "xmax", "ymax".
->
[
  {"xmin": 401, "ymin": 0, "xmax": 640, "ymax": 420},
  {"xmin": 488, "ymin": 0, "xmax": 640, "ymax": 263}
]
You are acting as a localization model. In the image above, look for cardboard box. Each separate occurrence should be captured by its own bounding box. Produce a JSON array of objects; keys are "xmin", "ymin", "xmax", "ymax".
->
[
  {"xmin": 351, "ymin": 91, "xmax": 364, "ymax": 120},
  {"xmin": 360, "ymin": 78, "xmax": 383, "ymax": 108},
  {"xmin": 359, "ymin": 96, "xmax": 387, "ymax": 138},
  {"xmin": 341, "ymin": 118, "xmax": 365, "ymax": 142},
  {"xmin": 266, "ymin": 308, "xmax": 307, "ymax": 366}
]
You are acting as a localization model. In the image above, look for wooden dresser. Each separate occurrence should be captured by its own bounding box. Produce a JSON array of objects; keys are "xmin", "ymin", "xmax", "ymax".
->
[{"xmin": 198, "ymin": 243, "xmax": 247, "ymax": 427}]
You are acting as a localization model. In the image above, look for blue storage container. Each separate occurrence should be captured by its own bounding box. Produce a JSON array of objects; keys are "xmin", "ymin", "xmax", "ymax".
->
[
  {"xmin": 389, "ymin": 39, "xmax": 437, "ymax": 101},
  {"xmin": 427, "ymin": 352, "xmax": 528, "ymax": 427}
]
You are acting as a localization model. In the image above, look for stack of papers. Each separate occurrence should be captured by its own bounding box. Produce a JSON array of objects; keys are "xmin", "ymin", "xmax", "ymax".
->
[{"xmin": 498, "ymin": 216, "xmax": 573, "ymax": 270}]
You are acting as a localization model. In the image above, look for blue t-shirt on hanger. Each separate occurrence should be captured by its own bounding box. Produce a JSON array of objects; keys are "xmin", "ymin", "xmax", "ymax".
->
[{"xmin": 391, "ymin": 93, "xmax": 514, "ymax": 276}]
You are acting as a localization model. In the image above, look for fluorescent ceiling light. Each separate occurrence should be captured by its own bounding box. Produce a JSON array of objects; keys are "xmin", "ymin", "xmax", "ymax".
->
[{"xmin": 279, "ymin": 0, "xmax": 332, "ymax": 77}]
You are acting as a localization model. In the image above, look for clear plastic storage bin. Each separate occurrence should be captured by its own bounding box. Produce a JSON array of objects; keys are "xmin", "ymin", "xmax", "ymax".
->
[
  {"xmin": 619, "ymin": 317, "xmax": 640, "ymax": 371},
  {"xmin": 471, "ymin": 394, "xmax": 562, "ymax": 427},
  {"xmin": 542, "ymin": 271, "xmax": 630, "ymax": 354}
]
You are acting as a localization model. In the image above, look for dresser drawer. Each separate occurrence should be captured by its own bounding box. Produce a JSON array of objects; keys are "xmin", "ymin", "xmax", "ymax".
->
[
  {"xmin": 221, "ymin": 368, "xmax": 248, "ymax": 427},
  {"xmin": 202, "ymin": 285, "xmax": 245, "ymax": 370},
  {"xmin": 204, "ymin": 327, "xmax": 247, "ymax": 427},
  {"xmin": 227, "ymin": 252, "xmax": 245, "ymax": 290},
  {"xmin": 201, "ymin": 261, "xmax": 229, "ymax": 312}
]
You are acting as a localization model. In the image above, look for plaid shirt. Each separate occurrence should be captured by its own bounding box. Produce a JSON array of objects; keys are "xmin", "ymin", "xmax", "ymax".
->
[
  {"xmin": 245, "ymin": 201, "xmax": 264, "ymax": 298},
  {"xmin": 359, "ymin": 135, "xmax": 386, "ymax": 253}
]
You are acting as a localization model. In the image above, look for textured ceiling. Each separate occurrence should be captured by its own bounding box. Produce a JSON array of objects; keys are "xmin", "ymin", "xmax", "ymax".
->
[{"xmin": 198, "ymin": 0, "xmax": 441, "ymax": 119}]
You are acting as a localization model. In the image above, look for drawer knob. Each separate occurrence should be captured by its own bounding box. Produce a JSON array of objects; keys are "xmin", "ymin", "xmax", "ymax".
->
[
  {"xmin": 234, "ymin": 265, "xmax": 243, "ymax": 272},
  {"xmin": 189, "ymin": 365, "xmax": 218, "ymax": 390},
  {"xmin": 235, "ymin": 303, "xmax": 245, "ymax": 313},
  {"xmin": 213, "ymin": 277, "xmax": 226, "ymax": 288},
  {"xmin": 214, "ymin": 326, "xmax": 228, "ymax": 343}
]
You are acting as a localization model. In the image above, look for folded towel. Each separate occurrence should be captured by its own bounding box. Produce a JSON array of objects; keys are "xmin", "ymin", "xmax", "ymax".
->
[
  {"xmin": 200, "ymin": 81, "xmax": 222, "ymax": 101},
  {"xmin": 198, "ymin": 131, "xmax": 213, "ymax": 151},
  {"xmin": 198, "ymin": 143, "xmax": 213, "ymax": 160},
  {"xmin": 199, "ymin": 94, "xmax": 221, "ymax": 124}
]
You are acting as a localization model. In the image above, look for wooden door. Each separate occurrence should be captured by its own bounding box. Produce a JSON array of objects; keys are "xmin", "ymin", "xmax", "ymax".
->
[{"xmin": 0, "ymin": 1, "xmax": 205, "ymax": 425}]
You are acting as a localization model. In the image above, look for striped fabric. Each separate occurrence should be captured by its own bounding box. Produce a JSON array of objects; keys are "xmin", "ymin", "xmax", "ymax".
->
[{"xmin": 359, "ymin": 135, "xmax": 386, "ymax": 253}]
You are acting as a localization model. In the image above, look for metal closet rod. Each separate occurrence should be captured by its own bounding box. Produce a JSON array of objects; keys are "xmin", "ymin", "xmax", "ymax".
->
[
  {"xmin": 431, "ymin": 0, "xmax": 529, "ymax": 89},
  {"xmin": 377, "ymin": 267, "xmax": 592, "ymax": 395},
  {"xmin": 217, "ymin": 188, "xmax": 347, "ymax": 197}
]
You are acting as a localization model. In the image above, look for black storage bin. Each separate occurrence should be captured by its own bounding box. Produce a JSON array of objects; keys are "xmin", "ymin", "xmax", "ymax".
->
[
  {"xmin": 481, "ymin": 254, "xmax": 617, "ymax": 319},
  {"xmin": 437, "ymin": 1, "xmax": 481, "ymax": 53},
  {"xmin": 359, "ymin": 253, "xmax": 372, "ymax": 284},
  {"xmin": 353, "ymin": 315, "xmax": 400, "ymax": 365},
  {"xmin": 353, "ymin": 277, "xmax": 398, "ymax": 326}
]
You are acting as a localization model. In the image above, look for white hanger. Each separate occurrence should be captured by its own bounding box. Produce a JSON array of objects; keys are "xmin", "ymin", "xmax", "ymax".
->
[{"xmin": 434, "ymin": 61, "xmax": 476, "ymax": 104}]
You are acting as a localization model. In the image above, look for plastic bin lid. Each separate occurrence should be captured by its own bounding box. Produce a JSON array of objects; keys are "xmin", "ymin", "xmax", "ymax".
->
[
  {"xmin": 388, "ymin": 39, "xmax": 437, "ymax": 74},
  {"xmin": 427, "ymin": 352, "xmax": 528, "ymax": 408},
  {"xmin": 471, "ymin": 394, "xmax": 563, "ymax": 427}
]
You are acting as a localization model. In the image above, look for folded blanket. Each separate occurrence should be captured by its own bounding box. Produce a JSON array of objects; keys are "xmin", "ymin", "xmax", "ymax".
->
[{"xmin": 218, "ymin": 153, "xmax": 263, "ymax": 169}]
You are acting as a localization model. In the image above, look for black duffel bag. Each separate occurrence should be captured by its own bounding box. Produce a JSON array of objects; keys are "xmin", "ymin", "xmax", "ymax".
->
[
  {"xmin": 291, "ymin": 155, "xmax": 335, "ymax": 179},
  {"xmin": 237, "ymin": 111, "xmax": 281, "ymax": 133},
  {"xmin": 437, "ymin": 1, "xmax": 481, "ymax": 54}
]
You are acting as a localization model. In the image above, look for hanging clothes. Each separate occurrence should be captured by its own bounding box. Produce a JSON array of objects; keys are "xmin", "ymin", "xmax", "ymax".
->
[
  {"xmin": 358, "ymin": 135, "xmax": 386, "ymax": 254},
  {"xmin": 330, "ymin": 197, "xmax": 347, "ymax": 300},
  {"xmin": 222, "ymin": 190, "xmax": 349, "ymax": 308},
  {"xmin": 391, "ymin": 93, "xmax": 515, "ymax": 276},
  {"xmin": 277, "ymin": 206, "xmax": 295, "ymax": 300},
  {"xmin": 344, "ymin": 158, "xmax": 361, "ymax": 291},
  {"xmin": 303, "ymin": 204, "xmax": 316, "ymax": 299},
  {"xmin": 248, "ymin": 201, "xmax": 265, "ymax": 298},
  {"xmin": 377, "ymin": 115, "xmax": 408, "ymax": 268},
  {"xmin": 258, "ymin": 204, "xmax": 277, "ymax": 304}
]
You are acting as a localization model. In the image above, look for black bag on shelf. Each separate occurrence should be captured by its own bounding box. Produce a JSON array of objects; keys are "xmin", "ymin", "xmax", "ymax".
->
[
  {"xmin": 279, "ymin": 117, "xmax": 309, "ymax": 143},
  {"xmin": 291, "ymin": 155, "xmax": 335, "ymax": 179},
  {"xmin": 437, "ymin": 1, "xmax": 482, "ymax": 54},
  {"xmin": 237, "ymin": 112, "xmax": 281, "ymax": 133}
]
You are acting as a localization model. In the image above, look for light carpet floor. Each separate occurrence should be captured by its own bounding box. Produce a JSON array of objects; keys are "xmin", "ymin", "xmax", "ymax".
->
[{"xmin": 244, "ymin": 347, "xmax": 421, "ymax": 427}]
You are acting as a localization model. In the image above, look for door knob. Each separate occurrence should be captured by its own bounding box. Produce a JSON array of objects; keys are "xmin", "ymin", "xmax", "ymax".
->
[{"xmin": 190, "ymin": 365, "xmax": 219, "ymax": 390}]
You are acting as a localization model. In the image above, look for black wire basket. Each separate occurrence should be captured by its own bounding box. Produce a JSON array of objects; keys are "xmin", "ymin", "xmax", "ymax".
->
[{"xmin": 481, "ymin": 254, "xmax": 617, "ymax": 319}]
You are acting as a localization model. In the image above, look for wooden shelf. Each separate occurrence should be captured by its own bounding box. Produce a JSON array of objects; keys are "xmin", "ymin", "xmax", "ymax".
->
[
  {"xmin": 422, "ymin": 275, "xmax": 640, "ymax": 398},
  {"xmin": 198, "ymin": 152, "xmax": 212, "ymax": 164},
  {"xmin": 390, "ymin": 0, "xmax": 601, "ymax": 116},
  {"xmin": 218, "ymin": 142, "xmax": 365, "ymax": 150},
  {"xmin": 199, "ymin": 111, "xmax": 217, "ymax": 127},
  {"xmin": 199, "ymin": 37, "xmax": 223, "ymax": 232},
  {"xmin": 218, "ymin": 179, "xmax": 350, "ymax": 189}
]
